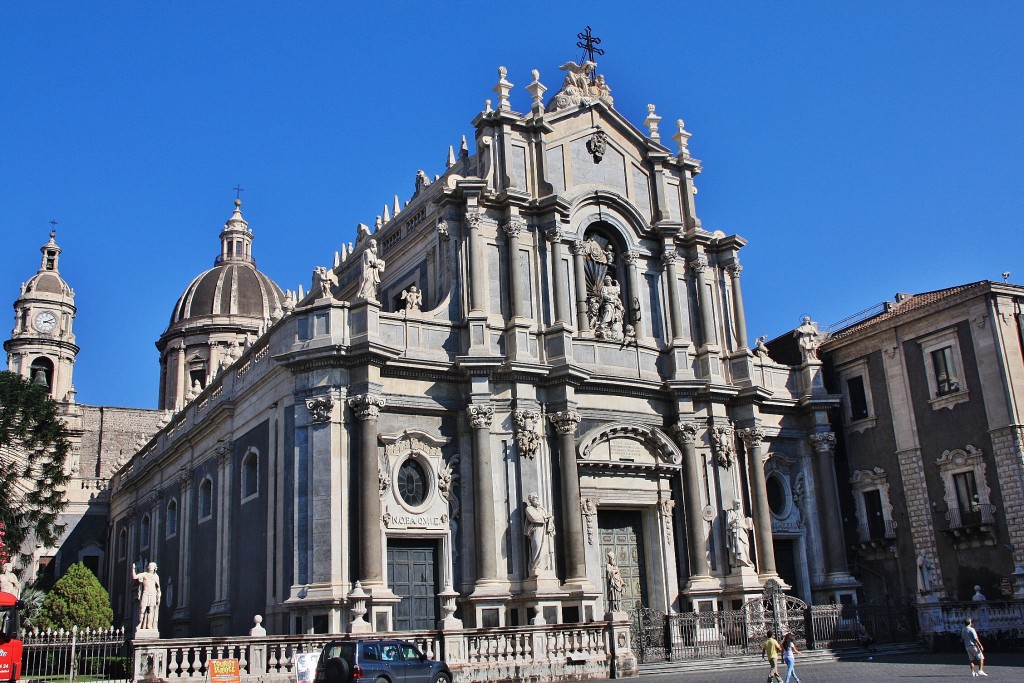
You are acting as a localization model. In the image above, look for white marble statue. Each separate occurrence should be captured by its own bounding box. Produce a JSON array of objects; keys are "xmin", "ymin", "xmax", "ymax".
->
[
  {"xmin": 401, "ymin": 285, "xmax": 422, "ymax": 312},
  {"xmin": 357, "ymin": 240, "xmax": 385, "ymax": 301},
  {"xmin": 131, "ymin": 562, "xmax": 161, "ymax": 632},
  {"xmin": 916, "ymin": 554, "xmax": 935, "ymax": 593},
  {"xmin": 523, "ymin": 493, "xmax": 555, "ymax": 577},
  {"xmin": 727, "ymin": 500, "xmax": 753, "ymax": 568},
  {"xmin": 605, "ymin": 551, "xmax": 625, "ymax": 612},
  {"xmin": 0, "ymin": 562, "xmax": 21, "ymax": 598},
  {"xmin": 594, "ymin": 275, "xmax": 625, "ymax": 341},
  {"xmin": 795, "ymin": 316, "xmax": 825, "ymax": 362}
]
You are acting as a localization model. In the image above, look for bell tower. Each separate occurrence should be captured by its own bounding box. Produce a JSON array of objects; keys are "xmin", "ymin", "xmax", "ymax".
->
[{"xmin": 4, "ymin": 229, "xmax": 80, "ymax": 402}]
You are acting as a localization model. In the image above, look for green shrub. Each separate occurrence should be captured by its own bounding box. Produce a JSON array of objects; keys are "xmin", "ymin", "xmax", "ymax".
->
[{"xmin": 37, "ymin": 562, "xmax": 113, "ymax": 630}]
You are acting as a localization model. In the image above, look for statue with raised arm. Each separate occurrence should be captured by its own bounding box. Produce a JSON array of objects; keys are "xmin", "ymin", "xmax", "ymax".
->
[{"xmin": 131, "ymin": 561, "xmax": 161, "ymax": 633}]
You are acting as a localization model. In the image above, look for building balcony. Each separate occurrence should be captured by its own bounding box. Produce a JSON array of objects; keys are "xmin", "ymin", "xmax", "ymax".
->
[
  {"xmin": 855, "ymin": 520, "xmax": 897, "ymax": 552},
  {"xmin": 937, "ymin": 504, "xmax": 997, "ymax": 546}
]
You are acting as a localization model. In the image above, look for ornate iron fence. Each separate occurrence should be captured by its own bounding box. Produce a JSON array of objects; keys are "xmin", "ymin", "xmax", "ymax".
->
[{"xmin": 21, "ymin": 626, "xmax": 130, "ymax": 683}]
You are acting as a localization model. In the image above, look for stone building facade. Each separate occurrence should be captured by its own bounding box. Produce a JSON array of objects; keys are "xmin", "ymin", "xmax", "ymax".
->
[
  {"xmin": 818, "ymin": 282, "xmax": 1024, "ymax": 605},
  {"xmin": 4, "ymin": 232, "xmax": 166, "ymax": 580},
  {"xmin": 105, "ymin": 59, "xmax": 859, "ymax": 638}
]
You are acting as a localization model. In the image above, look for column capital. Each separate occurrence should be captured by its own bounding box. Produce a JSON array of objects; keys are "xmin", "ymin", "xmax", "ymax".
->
[
  {"xmin": 738, "ymin": 426, "xmax": 765, "ymax": 448},
  {"xmin": 809, "ymin": 431, "xmax": 836, "ymax": 453},
  {"xmin": 467, "ymin": 403, "xmax": 494, "ymax": 429},
  {"xmin": 177, "ymin": 467, "xmax": 193, "ymax": 490},
  {"xmin": 149, "ymin": 490, "xmax": 163, "ymax": 508},
  {"xmin": 727, "ymin": 263, "xmax": 743, "ymax": 277},
  {"xmin": 545, "ymin": 226, "xmax": 564, "ymax": 243},
  {"xmin": 572, "ymin": 239, "xmax": 587, "ymax": 256},
  {"xmin": 621, "ymin": 251, "xmax": 639, "ymax": 265},
  {"xmin": 549, "ymin": 409, "xmax": 582, "ymax": 435},
  {"xmin": 436, "ymin": 218, "xmax": 450, "ymax": 242},
  {"xmin": 672, "ymin": 420, "xmax": 699, "ymax": 444},
  {"xmin": 465, "ymin": 209, "xmax": 482, "ymax": 229},
  {"xmin": 503, "ymin": 218, "xmax": 525, "ymax": 238},
  {"xmin": 688, "ymin": 255, "xmax": 709, "ymax": 273},
  {"xmin": 214, "ymin": 439, "xmax": 234, "ymax": 466},
  {"xmin": 306, "ymin": 395, "xmax": 335, "ymax": 424},
  {"xmin": 347, "ymin": 393, "xmax": 386, "ymax": 421},
  {"xmin": 662, "ymin": 251, "xmax": 679, "ymax": 267}
]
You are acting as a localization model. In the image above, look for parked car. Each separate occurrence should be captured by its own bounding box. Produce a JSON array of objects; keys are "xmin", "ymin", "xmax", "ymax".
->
[{"xmin": 313, "ymin": 640, "xmax": 451, "ymax": 683}]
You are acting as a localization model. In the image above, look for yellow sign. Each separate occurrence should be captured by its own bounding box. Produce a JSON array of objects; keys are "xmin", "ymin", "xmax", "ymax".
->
[{"xmin": 210, "ymin": 658, "xmax": 241, "ymax": 683}]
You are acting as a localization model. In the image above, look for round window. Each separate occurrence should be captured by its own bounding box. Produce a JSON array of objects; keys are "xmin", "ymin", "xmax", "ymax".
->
[
  {"xmin": 766, "ymin": 475, "xmax": 787, "ymax": 516},
  {"xmin": 397, "ymin": 458, "xmax": 429, "ymax": 507}
]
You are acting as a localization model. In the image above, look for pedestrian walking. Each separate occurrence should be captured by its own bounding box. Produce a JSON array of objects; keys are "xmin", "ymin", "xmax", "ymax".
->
[
  {"xmin": 761, "ymin": 630, "xmax": 783, "ymax": 683},
  {"xmin": 781, "ymin": 632, "xmax": 802, "ymax": 683},
  {"xmin": 962, "ymin": 618, "xmax": 988, "ymax": 676}
]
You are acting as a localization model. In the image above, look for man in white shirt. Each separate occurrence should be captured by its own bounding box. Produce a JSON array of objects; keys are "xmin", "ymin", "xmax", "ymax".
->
[{"xmin": 962, "ymin": 618, "xmax": 987, "ymax": 677}]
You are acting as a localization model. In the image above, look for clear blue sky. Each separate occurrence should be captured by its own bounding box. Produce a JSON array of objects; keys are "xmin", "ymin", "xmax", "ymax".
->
[{"xmin": 2, "ymin": 2, "xmax": 1021, "ymax": 409}]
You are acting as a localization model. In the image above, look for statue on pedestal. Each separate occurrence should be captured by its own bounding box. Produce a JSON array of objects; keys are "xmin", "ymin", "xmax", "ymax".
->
[
  {"xmin": 0, "ymin": 562, "xmax": 21, "ymax": 598},
  {"xmin": 605, "ymin": 551, "xmax": 625, "ymax": 612},
  {"xmin": 131, "ymin": 562, "xmax": 161, "ymax": 633},
  {"xmin": 523, "ymin": 493, "xmax": 555, "ymax": 577},
  {"xmin": 726, "ymin": 500, "xmax": 753, "ymax": 568},
  {"xmin": 357, "ymin": 239, "xmax": 386, "ymax": 301}
]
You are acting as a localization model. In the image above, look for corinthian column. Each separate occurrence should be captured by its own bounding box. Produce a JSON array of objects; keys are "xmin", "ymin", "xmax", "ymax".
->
[
  {"xmin": 572, "ymin": 240, "xmax": 591, "ymax": 333},
  {"xmin": 546, "ymin": 227, "xmax": 569, "ymax": 325},
  {"xmin": 550, "ymin": 410, "xmax": 586, "ymax": 582},
  {"xmin": 467, "ymin": 404, "xmax": 499, "ymax": 585},
  {"xmin": 690, "ymin": 255, "xmax": 716, "ymax": 348},
  {"xmin": 503, "ymin": 219, "xmax": 526, "ymax": 319},
  {"xmin": 466, "ymin": 209, "xmax": 486, "ymax": 314},
  {"xmin": 738, "ymin": 427, "xmax": 776, "ymax": 576},
  {"xmin": 663, "ymin": 252, "xmax": 685, "ymax": 342},
  {"xmin": 348, "ymin": 393, "xmax": 386, "ymax": 586},
  {"xmin": 622, "ymin": 251, "xmax": 644, "ymax": 340},
  {"xmin": 673, "ymin": 421, "xmax": 710, "ymax": 577},
  {"xmin": 809, "ymin": 432, "xmax": 849, "ymax": 577},
  {"xmin": 727, "ymin": 264, "xmax": 749, "ymax": 349}
]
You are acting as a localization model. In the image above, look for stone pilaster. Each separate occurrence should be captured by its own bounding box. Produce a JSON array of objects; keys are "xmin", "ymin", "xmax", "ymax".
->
[
  {"xmin": 738, "ymin": 427, "xmax": 776, "ymax": 577},
  {"xmin": 727, "ymin": 263, "xmax": 748, "ymax": 350},
  {"xmin": 208, "ymin": 439, "xmax": 233, "ymax": 633},
  {"xmin": 663, "ymin": 252, "xmax": 684, "ymax": 342},
  {"xmin": 546, "ymin": 227, "xmax": 569, "ymax": 325},
  {"xmin": 172, "ymin": 468, "xmax": 192, "ymax": 632},
  {"xmin": 689, "ymin": 255, "xmax": 715, "ymax": 349},
  {"xmin": 503, "ymin": 219, "xmax": 526, "ymax": 319},
  {"xmin": 991, "ymin": 426, "xmax": 1024, "ymax": 573},
  {"xmin": 673, "ymin": 421, "xmax": 710, "ymax": 579},
  {"xmin": 550, "ymin": 410, "xmax": 586, "ymax": 583},
  {"xmin": 466, "ymin": 209, "xmax": 487, "ymax": 315},
  {"xmin": 896, "ymin": 447, "xmax": 945, "ymax": 600},
  {"xmin": 348, "ymin": 393, "xmax": 386, "ymax": 587}
]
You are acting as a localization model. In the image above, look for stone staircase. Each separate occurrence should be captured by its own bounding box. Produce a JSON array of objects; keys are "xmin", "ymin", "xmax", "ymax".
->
[{"xmin": 638, "ymin": 642, "xmax": 929, "ymax": 675}]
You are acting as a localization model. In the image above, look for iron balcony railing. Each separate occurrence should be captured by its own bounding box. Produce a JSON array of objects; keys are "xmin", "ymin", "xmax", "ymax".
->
[
  {"xmin": 939, "ymin": 504, "xmax": 996, "ymax": 531},
  {"xmin": 857, "ymin": 519, "xmax": 897, "ymax": 543}
]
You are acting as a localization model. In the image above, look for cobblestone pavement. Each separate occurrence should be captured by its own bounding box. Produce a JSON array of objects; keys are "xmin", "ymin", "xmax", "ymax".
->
[{"xmin": 630, "ymin": 652, "xmax": 1024, "ymax": 682}]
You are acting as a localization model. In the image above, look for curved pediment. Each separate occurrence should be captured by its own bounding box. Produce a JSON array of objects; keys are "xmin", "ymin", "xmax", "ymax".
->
[{"xmin": 577, "ymin": 422, "xmax": 681, "ymax": 469}]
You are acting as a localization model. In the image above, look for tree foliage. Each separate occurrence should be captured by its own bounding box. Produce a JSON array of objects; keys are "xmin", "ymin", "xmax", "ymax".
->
[
  {"xmin": 37, "ymin": 563, "xmax": 113, "ymax": 630},
  {"xmin": 0, "ymin": 371, "xmax": 71, "ymax": 564}
]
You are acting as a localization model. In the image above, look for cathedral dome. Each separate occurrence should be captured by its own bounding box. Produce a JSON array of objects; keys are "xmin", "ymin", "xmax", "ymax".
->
[
  {"xmin": 165, "ymin": 200, "xmax": 285, "ymax": 327},
  {"xmin": 25, "ymin": 271, "xmax": 72, "ymax": 297}
]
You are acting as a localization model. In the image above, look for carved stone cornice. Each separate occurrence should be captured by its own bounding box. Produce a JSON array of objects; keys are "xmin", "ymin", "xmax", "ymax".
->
[
  {"xmin": 738, "ymin": 426, "xmax": 765, "ymax": 448},
  {"xmin": 727, "ymin": 264, "xmax": 743, "ymax": 278},
  {"xmin": 348, "ymin": 394, "xmax": 386, "ymax": 421},
  {"xmin": 688, "ymin": 255, "xmax": 709, "ymax": 274},
  {"xmin": 809, "ymin": 432, "xmax": 836, "ymax": 454},
  {"xmin": 549, "ymin": 409, "xmax": 581, "ymax": 436},
  {"xmin": 672, "ymin": 420, "xmax": 699, "ymax": 445},
  {"xmin": 305, "ymin": 395, "xmax": 335, "ymax": 424},
  {"xmin": 467, "ymin": 404, "xmax": 494, "ymax": 429},
  {"xmin": 545, "ymin": 227, "xmax": 564, "ymax": 244},
  {"xmin": 503, "ymin": 219, "xmax": 525, "ymax": 239}
]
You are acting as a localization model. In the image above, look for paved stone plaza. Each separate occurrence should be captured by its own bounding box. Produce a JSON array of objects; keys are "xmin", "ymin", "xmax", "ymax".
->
[{"xmin": 634, "ymin": 652, "xmax": 1024, "ymax": 682}]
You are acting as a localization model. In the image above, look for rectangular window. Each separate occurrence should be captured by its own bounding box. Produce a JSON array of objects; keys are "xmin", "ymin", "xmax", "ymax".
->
[
  {"xmin": 847, "ymin": 376, "xmax": 869, "ymax": 421},
  {"xmin": 931, "ymin": 347, "xmax": 960, "ymax": 396},
  {"xmin": 863, "ymin": 489, "xmax": 886, "ymax": 539}
]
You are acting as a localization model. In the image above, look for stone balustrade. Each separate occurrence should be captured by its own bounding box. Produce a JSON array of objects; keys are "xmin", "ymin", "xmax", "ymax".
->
[
  {"xmin": 917, "ymin": 599, "xmax": 1024, "ymax": 635},
  {"xmin": 133, "ymin": 622, "xmax": 633, "ymax": 683}
]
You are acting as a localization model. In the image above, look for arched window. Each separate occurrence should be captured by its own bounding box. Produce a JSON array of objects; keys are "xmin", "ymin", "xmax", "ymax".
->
[
  {"xmin": 139, "ymin": 514, "xmax": 151, "ymax": 550},
  {"xmin": 241, "ymin": 449, "xmax": 259, "ymax": 502},
  {"xmin": 166, "ymin": 499, "xmax": 178, "ymax": 538},
  {"xmin": 118, "ymin": 528, "xmax": 128, "ymax": 560},
  {"xmin": 29, "ymin": 356, "xmax": 55, "ymax": 394},
  {"xmin": 199, "ymin": 477, "xmax": 214, "ymax": 521}
]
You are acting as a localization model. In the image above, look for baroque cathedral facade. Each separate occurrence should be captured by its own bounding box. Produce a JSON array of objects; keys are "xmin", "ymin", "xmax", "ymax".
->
[{"xmin": 10, "ymin": 58, "xmax": 863, "ymax": 636}]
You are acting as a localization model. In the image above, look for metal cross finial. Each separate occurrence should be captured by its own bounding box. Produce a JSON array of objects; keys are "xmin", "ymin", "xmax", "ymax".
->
[
  {"xmin": 577, "ymin": 26, "xmax": 605, "ymax": 66},
  {"xmin": 49, "ymin": 219, "xmax": 58, "ymax": 228},
  {"xmin": 233, "ymin": 185, "xmax": 245, "ymax": 200}
]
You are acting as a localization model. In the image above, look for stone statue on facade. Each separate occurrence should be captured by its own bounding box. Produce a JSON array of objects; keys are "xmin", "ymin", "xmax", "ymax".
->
[
  {"xmin": 594, "ymin": 275, "xmax": 625, "ymax": 341},
  {"xmin": 0, "ymin": 562, "xmax": 21, "ymax": 598},
  {"xmin": 400, "ymin": 285, "xmax": 422, "ymax": 312},
  {"xmin": 523, "ymin": 493, "xmax": 555, "ymax": 577},
  {"xmin": 131, "ymin": 561, "xmax": 161, "ymax": 634},
  {"xmin": 605, "ymin": 551, "xmax": 625, "ymax": 612},
  {"xmin": 972, "ymin": 585, "xmax": 987, "ymax": 601},
  {"xmin": 726, "ymin": 500, "xmax": 753, "ymax": 568},
  {"xmin": 313, "ymin": 266, "xmax": 332, "ymax": 299},
  {"xmin": 356, "ymin": 239, "xmax": 385, "ymax": 301},
  {"xmin": 795, "ymin": 316, "xmax": 826, "ymax": 362},
  {"xmin": 546, "ymin": 61, "xmax": 614, "ymax": 112},
  {"xmin": 754, "ymin": 335, "xmax": 773, "ymax": 360},
  {"xmin": 916, "ymin": 554, "xmax": 935, "ymax": 594}
]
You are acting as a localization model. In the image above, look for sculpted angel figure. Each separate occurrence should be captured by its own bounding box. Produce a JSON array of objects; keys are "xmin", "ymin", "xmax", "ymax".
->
[
  {"xmin": 313, "ymin": 266, "xmax": 332, "ymax": 299},
  {"xmin": 401, "ymin": 285, "xmax": 422, "ymax": 312}
]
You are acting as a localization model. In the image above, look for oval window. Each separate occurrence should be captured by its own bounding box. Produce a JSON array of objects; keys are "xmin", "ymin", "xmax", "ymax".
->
[
  {"xmin": 397, "ymin": 458, "xmax": 428, "ymax": 507},
  {"xmin": 766, "ymin": 475, "xmax": 787, "ymax": 516}
]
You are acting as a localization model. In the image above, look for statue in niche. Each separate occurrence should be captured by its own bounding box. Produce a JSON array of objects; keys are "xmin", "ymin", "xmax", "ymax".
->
[
  {"xmin": 726, "ymin": 500, "xmax": 753, "ymax": 568},
  {"xmin": 356, "ymin": 239, "xmax": 386, "ymax": 301},
  {"xmin": 605, "ymin": 551, "xmax": 625, "ymax": 612},
  {"xmin": 523, "ymin": 493, "xmax": 555, "ymax": 576},
  {"xmin": 400, "ymin": 285, "xmax": 422, "ymax": 312},
  {"xmin": 594, "ymin": 275, "xmax": 625, "ymax": 341}
]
